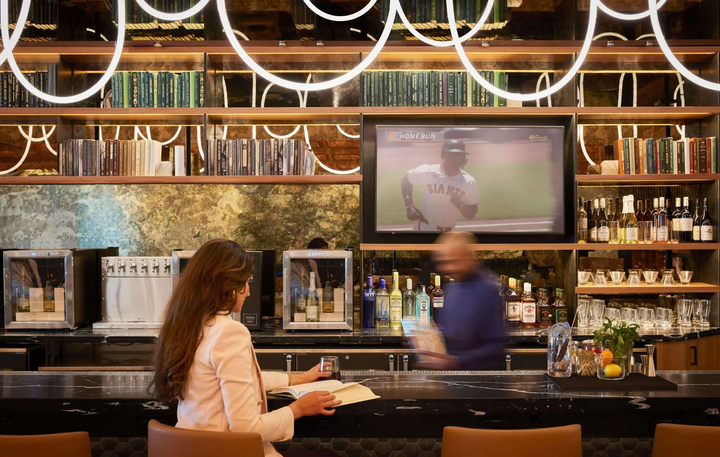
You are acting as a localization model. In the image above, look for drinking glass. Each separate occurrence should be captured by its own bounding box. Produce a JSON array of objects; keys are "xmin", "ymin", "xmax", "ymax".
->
[
  {"xmin": 576, "ymin": 300, "xmax": 591, "ymax": 327},
  {"xmin": 609, "ymin": 221, "xmax": 620, "ymax": 244},
  {"xmin": 694, "ymin": 300, "xmax": 711, "ymax": 327},
  {"xmin": 679, "ymin": 271, "xmax": 694, "ymax": 285},
  {"xmin": 655, "ymin": 307, "xmax": 671, "ymax": 328},
  {"xmin": 627, "ymin": 270, "xmax": 642, "ymax": 286},
  {"xmin": 594, "ymin": 270, "xmax": 608, "ymax": 286},
  {"xmin": 661, "ymin": 269, "xmax": 675, "ymax": 286},
  {"xmin": 637, "ymin": 307, "xmax": 653, "ymax": 328},
  {"xmin": 640, "ymin": 221, "xmax": 653, "ymax": 244},
  {"xmin": 591, "ymin": 299, "xmax": 606, "ymax": 327},
  {"xmin": 578, "ymin": 271, "xmax": 592, "ymax": 286},
  {"xmin": 676, "ymin": 299, "xmax": 693, "ymax": 327},
  {"xmin": 610, "ymin": 270, "xmax": 625, "ymax": 286},
  {"xmin": 621, "ymin": 307, "xmax": 637, "ymax": 325},
  {"xmin": 643, "ymin": 270, "xmax": 658, "ymax": 285},
  {"xmin": 320, "ymin": 356, "xmax": 341, "ymax": 381},
  {"xmin": 604, "ymin": 307, "xmax": 620, "ymax": 323}
]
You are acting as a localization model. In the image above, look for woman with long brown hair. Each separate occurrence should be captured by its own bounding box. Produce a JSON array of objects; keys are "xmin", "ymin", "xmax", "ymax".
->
[{"xmin": 152, "ymin": 239, "xmax": 340, "ymax": 457}]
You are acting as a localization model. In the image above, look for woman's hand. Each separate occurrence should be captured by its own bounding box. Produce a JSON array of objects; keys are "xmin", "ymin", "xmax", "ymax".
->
[
  {"xmin": 289, "ymin": 391, "xmax": 342, "ymax": 419},
  {"xmin": 290, "ymin": 363, "xmax": 333, "ymax": 385}
]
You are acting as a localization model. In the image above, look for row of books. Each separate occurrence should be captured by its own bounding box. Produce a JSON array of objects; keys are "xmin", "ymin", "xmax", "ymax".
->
[
  {"xmin": 0, "ymin": 68, "xmax": 56, "ymax": 108},
  {"xmin": 112, "ymin": 0, "xmax": 203, "ymax": 25},
  {"xmin": 207, "ymin": 139, "xmax": 316, "ymax": 177},
  {"xmin": 7, "ymin": 0, "xmax": 58, "ymax": 25},
  {"xmin": 58, "ymin": 139, "xmax": 171, "ymax": 177},
  {"xmin": 363, "ymin": 71, "xmax": 508, "ymax": 107},
  {"xmin": 289, "ymin": 0, "xmax": 317, "ymax": 27},
  {"xmin": 110, "ymin": 71, "xmax": 205, "ymax": 108},
  {"xmin": 380, "ymin": 0, "xmax": 509, "ymax": 25},
  {"xmin": 610, "ymin": 137, "xmax": 718, "ymax": 175}
]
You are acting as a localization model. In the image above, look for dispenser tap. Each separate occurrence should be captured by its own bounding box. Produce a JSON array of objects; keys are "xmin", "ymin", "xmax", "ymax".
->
[
  {"xmin": 164, "ymin": 259, "xmax": 170, "ymax": 274},
  {"xmin": 129, "ymin": 260, "xmax": 137, "ymax": 273},
  {"xmin": 106, "ymin": 260, "xmax": 114, "ymax": 273},
  {"xmin": 118, "ymin": 260, "xmax": 126, "ymax": 273},
  {"xmin": 140, "ymin": 260, "xmax": 148, "ymax": 273},
  {"xmin": 152, "ymin": 260, "xmax": 159, "ymax": 273}
]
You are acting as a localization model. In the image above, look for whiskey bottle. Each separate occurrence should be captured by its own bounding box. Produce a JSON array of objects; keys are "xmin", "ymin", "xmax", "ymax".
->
[
  {"xmin": 306, "ymin": 272, "xmax": 320, "ymax": 322},
  {"xmin": 521, "ymin": 282, "xmax": 537, "ymax": 328},
  {"xmin": 505, "ymin": 278, "xmax": 521, "ymax": 328},
  {"xmin": 680, "ymin": 196, "xmax": 693, "ymax": 243},
  {"xmin": 431, "ymin": 274, "xmax": 444, "ymax": 318},
  {"xmin": 701, "ymin": 198, "xmax": 714, "ymax": 242},
  {"xmin": 536, "ymin": 288, "xmax": 553, "ymax": 327},
  {"xmin": 375, "ymin": 277, "xmax": 390, "ymax": 330},
  {"xmin": 553, "ymin": 289, "xmax": 568, "ymax": 323},
  {"xmin": 390, "ymin": 272, "xmax": 403, "ymax": 331},
  {"xmin": 577, "ymin": 197, "xmax": 588, "ymax": 243},
  {"xmin": 416, "ymin": 285, "xmax": 431, "ymax": 324},
  {"xmin": 402, "ymin": 277, "xmax": 416, "ymax": 318},
  {"xmin": 362, "ymin": 276, "xmax": 376, "ymax": 329}
]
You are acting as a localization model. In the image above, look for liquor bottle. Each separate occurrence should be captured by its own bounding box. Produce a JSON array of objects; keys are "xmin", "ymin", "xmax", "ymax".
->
[
  {"xmin": 505, "ymin": 278, "xmax": 521, "ymax": 328},
  {"xmin": 589, "ymin": 199, "xmax": 599, "ymax": 242},
  {"xmin": 553, "ymin": 288, "xmax": 568, "ymax": 323},
  {"xmin": 680, "ymin": 196, "xmax": 693, "ymax": 243},
  {"xmin": 625, "ymin": 194, "xmax": 639, "ymax": 244},
  {"xmin": 636, "ymin": 199, "xmax": 644, "ymax": 222},
  {"xmin": 427, "ymin": 273, "xmax": 436, "ymax": 296},
  {"xmin": 402, "ymin": 277, "xmax": 416, "ymax": 318},
  {"xmin": 375, "ymin": 277, "xmax": 390, "ymax": 330},
  {"xmin": 619, "ymin": 196, "xmax": 628, "ymax": 242},
  {"xmin": 362, "ymin": 276, "xmax": 376, "ymax": 329},
  {"xmin": 650, "ymin": 197, "xmax": 660, "ymax": 243},
  {"xmin": 655, "ymin": 196, "xmax": 669, "ymax": 243},
  {"xmin": 416, "ymin": 285, "xmax": 431, "ymax": 324},
  {"xmin": 606, "ymin": 197, "xmax": 615, "ymax": 222},
  {"xmin": 693, "ymin": 198, "xmax": 701, "ymax": 242},
  {"xmin": 431, "ymin": 274, "xmax": 444, "ymax": 313},
  {"xmin": 295, "ymin": 288, "xmax": 307, "ymax": 321},
  {"xmin": 521, "ymin": 282, "xmax": 537, "ymax": 328},
  {"xmin": 43, "ymin": 280, "xmax": 55, "ymax": 313},
  {"xmin": 672, "ymin": 197, "xmax": 682, "ymax": 243},
  {"xmin": 15, "ymin": 287, "xmax": 30, "ymax": 313},
  {"xmin": 389, "ymin": 272, "xmax": 403, "ymax": 331},
  {"xmin": 597, "ymin": 197, "xmax": 609, "ymax": 243},
  {"xmin": 323, "ymin": 281, "xmax": 334, "ymax": 313},
  {"xmin": 305, "ymin": 272, "xmax": 320, "ymax": 322},
  {"xmin": 536, "ymin": 288, "xmax": 553, "ymax": 327},
  {"xmin": 644, "ymin": 199, "xmax": 652, "ymax": 222},
  {"xmin": 614, "ymin": 197, "xmax": 622, "ymax": 221},
  {"xmin": 701, "ymin": 198, "xmax": 714, "ymax": 242},
  {"xmin": 577, "ymin": 197, "xmax": 588, "ymax": 243}
]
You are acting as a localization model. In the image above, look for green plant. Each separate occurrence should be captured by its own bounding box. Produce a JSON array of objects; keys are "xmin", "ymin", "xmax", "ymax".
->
[{"xmin": 593, "ymin": 318, "xmax": 640, "ymax": 357}]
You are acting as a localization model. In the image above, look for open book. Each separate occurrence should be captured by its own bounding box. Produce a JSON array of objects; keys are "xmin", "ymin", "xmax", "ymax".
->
[{"xmin": 269, "ymin": 380, "xmax": 379, "ymax": 407}]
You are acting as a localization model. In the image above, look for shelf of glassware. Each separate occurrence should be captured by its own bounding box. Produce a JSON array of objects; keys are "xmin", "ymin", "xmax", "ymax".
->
[{"xmin": 576, "ymin": 284, "xmax": 720, "ymax": 295}]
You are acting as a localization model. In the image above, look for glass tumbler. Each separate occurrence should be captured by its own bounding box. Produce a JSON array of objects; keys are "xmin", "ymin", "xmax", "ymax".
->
[
  {"xmin": 609, "ymin": 221, "xmax": 620, "ymax": 244},
  {"xmin": 594, "ymin": 270, "xmax": 608, "ymax": 286},
  {"xmin": 604, "ymin": 307, "xmax": 620, "ymax": 323},
  {"xmin": 627, "ymin": 270, "xmax": 642, "ymax": 286},
  {"xmin": 621, "ymin": 307, "xmax": 637, "ymax": 325},
  {"xmin": 694, "ymin": 300, "xmax": 711, "ymax": 327},
  {"xmin": 661, "ymin": 269, "xmax": 675, "ymax": 286},
  {"xmin": 576, "ymin": 299, "xmax": 591, "ymax": 327},
  {"xmin": 591, "ymin": 299, "xmax": 606, "ymax": 327},
  {"xmin": 320, "ymin": 356, "xmax": 341, "ymax": 381},
  {"xmin": 637, "ymin": 307, "xmax": 653, "ymax": 328},
  {"xmin": 640, "ymin": 221, "xmax": 653, "ymax": 243},
  {"xmin": 655, "ymin": 307, "xmax": 671, "ymax": 328},
  {"xmin": 643, "ymin": 270, "xmax": 658, "ymax": 285},
  {"xmin": 679, "ymin": 271, "xmax": 694, "ymax": 285},
  {"xmin": 610, "ymin": 270, "xmax": 625, "ymax": 286},
  {"xmin": 676, "ymin": 299, "xmax": 693, "ymax": 327}
]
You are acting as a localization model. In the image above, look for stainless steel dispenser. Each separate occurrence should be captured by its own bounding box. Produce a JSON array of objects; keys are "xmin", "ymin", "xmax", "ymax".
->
[{"xmin": 94, "ymin": 256, "xmax": 172, "ymax": 329}]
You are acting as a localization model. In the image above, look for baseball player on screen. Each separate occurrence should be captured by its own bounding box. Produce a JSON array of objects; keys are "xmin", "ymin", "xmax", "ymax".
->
[{"xmin": 400, "ymin": 139, "xmax": 479, "ymax": 232}]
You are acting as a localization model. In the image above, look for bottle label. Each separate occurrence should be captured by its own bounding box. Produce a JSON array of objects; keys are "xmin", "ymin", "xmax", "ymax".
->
[
  {"xmin": 657, "ymin": 226, "xmax": 669, "ymax": 243},
  {"xmin": 390, "ymin": 307, "xmax": 402, "ymax": 323},
  {"xmin": 507, "ymin": 301, "xmax": 521, "ymax": 321},
  {"xmin": 626, "ymin": 227, "xmax": 638, "ymax": 241},
  {"xmin": 701, "ymin": 226, "xmax": 714, "ymax": 242},
  {"xmin": 307, "ymin": 307, "xmax": 318, "ymax": 320},
  {"xmin": 598, "ymin": 227, "xmax": 609, "ymax": 242},
  {"xmin": 693, "ymin": 226, "xmax": 701, "ymax": 241},
  {"xmin": 522, "ymin": 304, "xmax": 536, "ymax": 324},
  {"xmin": 579, "ymin": 218, "xmax": 587, "ymax": 230},
  {"xmin": 554, "ymin": 308, "xmax": 568, "ymax": 323},
  {"xmin": 589, "ymin": 227, "xmax": 597, "ymax": 242},
  {"xmin": 539, "ymin": 309, "xmax": 553, "ymax": 326},
  {"xmin": 418, "ymin": 298, "xmax": 430, "ymax": 321},
  {"xmin": 673, "ymin": 219, "xmax": 680, "ymax": 231},
  {"xmin": 681, "ymin": 218, "xmax": 693, "ymax": 232},
  {"xmin": 432, "ymin": 297, "xmax": 444, "ymax": 308}
]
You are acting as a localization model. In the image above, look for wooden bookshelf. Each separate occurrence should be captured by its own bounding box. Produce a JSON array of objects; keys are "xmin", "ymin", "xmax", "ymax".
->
[
  {"xmin": 360, "ymin": 243, "xmax": 720, "ymax": 251},
  {"xmin": 0, "ymin": 175, "xmax": 362, "ymax": 185},
  {"xmin": 576, "ymin": 174, "xmax": 720, "ymax": 184},
  {"xmin": 576, "ymin": 283, "xmax": 720, "ymax": 294}
]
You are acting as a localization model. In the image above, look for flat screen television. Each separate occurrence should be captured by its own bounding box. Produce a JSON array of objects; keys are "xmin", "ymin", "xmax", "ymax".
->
[{"xmin": 362, "ymin": 117, "xmax": 572, "ymax": 244}]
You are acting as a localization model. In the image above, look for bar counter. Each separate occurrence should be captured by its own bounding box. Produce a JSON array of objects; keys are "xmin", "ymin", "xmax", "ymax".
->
[{"xmin": 1, "ymin": 370, "xmax": 718, "ymax": 440}]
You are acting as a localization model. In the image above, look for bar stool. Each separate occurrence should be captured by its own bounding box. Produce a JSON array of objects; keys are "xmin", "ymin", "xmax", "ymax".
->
[
  {"xmin": 0, "ymin": 431, "xmax": 91, "ymax": 457},
  {"xmin": 652, "ymin": 423, "xmax": 720, "ymax": 457},
  {"xmin": 441, "ymin": 424, "xmax": 582, "ymax": 457},
  {"xmin": 148, "ymin": 419, "xmax": 264, "ymax": 457}
]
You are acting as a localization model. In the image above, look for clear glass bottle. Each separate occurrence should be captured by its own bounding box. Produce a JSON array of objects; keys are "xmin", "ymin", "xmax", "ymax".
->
[
  {"xmin": 589, "ymin": 199, "xmax": 599, "ymax": 242},
  {"xmin": 577, "ymin": 197, "xmax": 588, "ymax": 243},
  {"xmin": 614, "ymin": 197, "xmax": 622, "ymax": 222},
  {"xmin": 521, "ymin": 282, "xmax": 537, "ymax": 328},
  {"xmin": 16, "ymin": 286, "xmax": 30, "ymax": 313},
  {"xmin": 597, "ymin": 197, "xmax": 609, "ymax": 243},
  {"xmin": 655, "ymin": 196, "xmax": 669, "ymax": 243},
  {"xmin": 375, "ymin": 277, "xmax": 390, "ymax": 330},
  {"xmin": 536, "ymin": 288, "xmax": 553, "ymax": 327},
  {"xmin": 619, "ymin": 196, "xmax": 628, "ymax": 242},
  {"xmin": 362, "ymin": 275, "xmax": 376, "ymax": 329},
  {"xmin": 306, "ymin": 272, "xmax": 320, "ymax": 322},
  {"xmin": 672, "ymin": 197, "xmax": 682, "ymax": 243},
  {"xmin": 625, "ymin": 194, "xmax": 639, "ymax": 244},
  {"xmin": 693, "ymin": 198, "xmax": 701, "ymax": 242},
  {"xmin": 390, "ymin": 272, "xmax": 403, "ymax": 331},
  {"xmin": 701, "ymin": 198, "xmax": 714, "ymax": 242},
  {"xmin": 553, "ymin": 288, "xmax": 568, "ymax": 323},
  {"xmin": 506, "ymin": 278, "xmax": 521, "ymax": 328},
  {"xmin": 680, "ymin": 196, "xmax": 693, "ymax": 243},
  {"xmin": 416, "ymin": 285, "xmax": 431, "ymax": 324},
  {"xmin": 323, "ymin": 281, "xmax": 334, "ymax": 313},
  {"xmin": 402, "ymin": 277, "xmax": 416, "ymax": 318}
]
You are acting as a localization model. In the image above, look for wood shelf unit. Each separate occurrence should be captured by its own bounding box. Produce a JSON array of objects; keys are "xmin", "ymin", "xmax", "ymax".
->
[
  {"xmin": 576, "ymin": 283, "xmax": 720, "ymax": 294},
  {"xmin": 360, "ymin": 243, "xmax": 720, "ymax": 251},
  {"xmin": 0, "ymin": 175, "xmax": 362, "ymax": 185},
  {"xmin": 576, "ymin": 174, "xmax": 720, "ymax": 184}
]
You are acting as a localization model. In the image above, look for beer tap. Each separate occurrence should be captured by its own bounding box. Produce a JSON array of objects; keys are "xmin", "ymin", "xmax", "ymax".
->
[
  {"xmin": 152, "ymin": 260, "xmax": 159, "ymax": 273},
  {"xmin": 164, "ymin": 259, "xmax": 170, "ymax": 274},
  {"xmin": 129, "ymin": 259, "xmax": 137, "ymax": 273},
  {"xmin": 140, "ymin": 259, "xmax": 148, "ymax": 273},
  {"xmin": 105, "ymin": 259, "xmax": 115, "ymax": 273},
  {"xmin": 118, "ymin": 259, "xmax": 126, "ymax": 273}
]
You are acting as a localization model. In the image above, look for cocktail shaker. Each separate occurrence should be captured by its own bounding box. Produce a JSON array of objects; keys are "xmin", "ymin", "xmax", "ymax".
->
[{"xmin": 644, "ymin": 344, "xmax": 656, "ymax": 377}]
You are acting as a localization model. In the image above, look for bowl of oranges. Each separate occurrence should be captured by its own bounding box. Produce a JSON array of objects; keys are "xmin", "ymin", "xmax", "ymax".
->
[{"xmin": 595, "ymin": 350, "xmax": 627, "ymax": 381}]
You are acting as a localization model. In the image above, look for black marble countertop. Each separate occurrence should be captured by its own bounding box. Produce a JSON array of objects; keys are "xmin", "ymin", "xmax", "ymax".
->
[
  {"xmin": 1, "ymin": 370, "xmax": 719, "ymax": 438},
  {"xmin": 0, "ymin": 326, "xmax": 717, "ymax": 347}
]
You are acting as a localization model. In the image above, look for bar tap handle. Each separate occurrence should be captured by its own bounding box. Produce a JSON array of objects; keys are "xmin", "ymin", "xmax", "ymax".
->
[
  {"xmin": 140, "ymin": 260, "xmax": 148, "ymax": 273},
  {"xmin": 118, "ymin": 259, "xmax": 126, "ymax": 273},
  {"xmin": 152, "ymin": 260, "xmax": 159, "ymax": 273},
  {"xmin": 106, "ymin": 259, "xmax": 114, "ymax": 273},
  {"xmin": 164, "ymin": 259, "xmax": 170, "ymax": 273},
  {"xmin": 129, "ymin": 260, "xmax": 136, "ymax": 273}
]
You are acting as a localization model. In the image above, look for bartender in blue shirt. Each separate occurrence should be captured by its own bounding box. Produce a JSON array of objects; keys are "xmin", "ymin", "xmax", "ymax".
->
[{"xmin": 421, "ymin": 231, "xmax": 507, "ymax": 370}]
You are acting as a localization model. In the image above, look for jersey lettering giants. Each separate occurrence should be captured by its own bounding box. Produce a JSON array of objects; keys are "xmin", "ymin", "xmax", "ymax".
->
[{"xmin": 406, "ymin": 164, "xmax": 479, "ymax": 229}]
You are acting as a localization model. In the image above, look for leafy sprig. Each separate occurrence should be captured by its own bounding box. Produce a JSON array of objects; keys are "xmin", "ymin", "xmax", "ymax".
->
[{"xmin": 593, "ymin": 318, "xmax": 640, "ymax": 357}]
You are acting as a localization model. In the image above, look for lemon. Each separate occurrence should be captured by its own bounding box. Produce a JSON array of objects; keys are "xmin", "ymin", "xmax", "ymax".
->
[{"xmin": 603, "ymin": 363, "xmax": 622, "ymax": 378}]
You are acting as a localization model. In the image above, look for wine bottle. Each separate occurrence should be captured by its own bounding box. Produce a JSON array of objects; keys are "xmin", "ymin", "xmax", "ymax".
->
[
  {"xmin": 589, "ymin": 199, "xmax": 599, "ymax": 242},
  {"xmin": 606, "ymin": 197, "xmax": 615, "ymax": 222},
  {"xmin": 644, "ymin": 199, "xmax": 652, "ymax": 222},
  {"xmin": 655, "ymin": 197, "xmax": 669, "ymax": 243},
  {"xmin": 672, "ymin": 197, "xmax": 682, "ymax": 243},
  {"xmin": 680, "ymin": 196, "xmax": 693, "ymax": 243},
  {"xmin": 306, "ymin": 272, "xmax": 320, "ymax": 323},
  {"xmin": 701, "ymin": 198, "xmax": 714, "ymax": 242},
  {"xmin": 650, "ymin": 197, "xmax": 660, "ymax": 243},
  {"xmin": 577, "ymin": 197, "xmax": 588, "ymax": 243},
  {"xmin": 597, "ymin": 197, "xmax": 609, "ymax": 243},
  {"xmin": 636, "ymin": 199, "xmax": 644, "ymax": 222},
  {"xmin": 693, "ymin": 198, "xmax": 701, "ymax": 242},
  {"xmin": 619, "ymin": 196, "xmax": 628, "ymax": 242},
  {"xmin": 625, "ymin": 194, "xmax": 639, "ymax": 243}
]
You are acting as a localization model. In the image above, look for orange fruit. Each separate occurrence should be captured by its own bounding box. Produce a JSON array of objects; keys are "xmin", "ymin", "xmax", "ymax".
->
[{"xmin": 600, "ymin": 350, "xmax": 614, "ymax": 368}]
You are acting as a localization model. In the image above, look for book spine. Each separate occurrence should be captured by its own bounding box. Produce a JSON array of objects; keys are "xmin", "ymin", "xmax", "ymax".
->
[{"xmin": 699, "ymin": 137, "xmax": 708, "ymax": 173}]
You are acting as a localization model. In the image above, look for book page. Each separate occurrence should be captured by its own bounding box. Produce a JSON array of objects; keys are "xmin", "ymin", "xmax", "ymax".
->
[
  {"xmin": 269, "ymin": 380, "xmax": 380, "ymax": 406},
  {"xmin": 332, "ymin": 384, "xmax": 380, "ymax": 407}
]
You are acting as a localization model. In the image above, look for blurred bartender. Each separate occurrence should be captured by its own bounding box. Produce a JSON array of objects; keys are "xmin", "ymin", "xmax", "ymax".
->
[{"xmin": 422, "ymin": 231, "xmax": 506, "ymax": 370}]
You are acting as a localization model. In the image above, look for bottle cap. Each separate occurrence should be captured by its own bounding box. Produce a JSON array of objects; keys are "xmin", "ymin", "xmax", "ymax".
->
[{"xmin": 379, "ymin": 278, "xmax": 386, "ymax": 288}]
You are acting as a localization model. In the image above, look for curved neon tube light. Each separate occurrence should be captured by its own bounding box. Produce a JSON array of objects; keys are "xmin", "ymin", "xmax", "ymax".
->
[
  {"xmin": 336, "ymin": 125, "xmax": 360, "ymax": 138},
  {"xmin": 597, "ymin": 0, "xmax": 667, "ymax": 21},
  {"xmin": 303, "ymin": 0, "xmax": 377, "ymax": 22},
  {"xmin": 18, "ymin": 125, "xmax": 55, "ymax": 142},
  {"xmin": 134, "ymin": 0, "xmax": 210, "ymax": 21},
  {"xmin": 0, "ymin": 0, "xmax": 30, "ymax": 65},
  {"xmin": 396, "ymin": 0, "xmax": 494, "ymax": 47},
  {"xmin": 535, "ymin": 73, "xmax": 552, "ymax": 107},
  {"xmin": 0, "ymin": 126, "xmax": 32, "ymax": 175}
]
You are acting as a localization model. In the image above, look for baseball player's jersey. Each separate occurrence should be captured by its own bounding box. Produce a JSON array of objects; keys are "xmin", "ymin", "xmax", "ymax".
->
[{"xmin": 406, "ymin": 163, "xmax": 479, "ymax": 229}]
